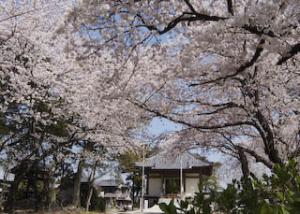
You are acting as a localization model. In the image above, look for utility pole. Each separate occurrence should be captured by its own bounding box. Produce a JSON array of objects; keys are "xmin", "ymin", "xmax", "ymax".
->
[
  {"xmin": 180, "ymin": 153, "xmax": 183, "ymax": 200},
  {"xmin": 140, "ymin": 144, "xmax": 145, "ymax": 213}
]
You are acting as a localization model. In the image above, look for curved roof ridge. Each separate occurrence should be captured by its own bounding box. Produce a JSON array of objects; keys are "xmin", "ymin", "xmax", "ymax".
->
[{"xmin": 136, "ymin": 150, "xmax": 212, "ymax": 169}]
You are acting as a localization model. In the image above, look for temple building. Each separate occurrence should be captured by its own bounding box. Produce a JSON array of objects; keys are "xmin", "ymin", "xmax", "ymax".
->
[{"xmin": 136, "ymin": 151, "xmax": 213, "ymax": 207}]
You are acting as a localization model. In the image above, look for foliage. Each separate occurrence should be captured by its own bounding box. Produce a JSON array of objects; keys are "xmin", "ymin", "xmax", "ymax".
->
[
  {"xmin": 117, "ymin": 148, "xmax": 153, "ymax": 201},
  {"xmin": 80, "ymin": 184, "xmax": 105, "ymax": 212},
  {"xmin": 91, "ymin": 196, "xmax": 106, "ymax": 212},
  {"xmin": 159, "ymin": 160, "xmax": 300, "ymax": 214},
  {"xmin": 63, "ymin": 0, "xmax": 300, "ymax": 173},
  {"xmin": 0, "ymin": 0, "xmax": 299, "ymax": 211},
  {"xmin": 117, "ymin": 150, "xmax": 142, "ymax": 202},
  {"xmin": 118, "ymin": 150, "xmax": 141, "ymax": 173},
  {"xmin": 160, "ymin": 200, "xmax": 178, "ymax": 214}
]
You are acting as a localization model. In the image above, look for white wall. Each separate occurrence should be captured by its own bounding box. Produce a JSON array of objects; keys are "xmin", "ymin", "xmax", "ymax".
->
[
  {"xmin": 148, "ymin": 178, "xmax": 162, "ymax": 196},
  {"xmin": 185, "ymin": 178, "xmax": 199, "ymax": 196}
]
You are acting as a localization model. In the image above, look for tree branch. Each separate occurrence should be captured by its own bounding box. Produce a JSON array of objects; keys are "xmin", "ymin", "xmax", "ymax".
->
[
  {"xmin": 277, "ymin": 43, "xmax": 300, "ymax": 65},
  {"xmin": 189, "ymin": 39, "xmax": 265, "ymax": 86},
  {"xmin": 226, "ymin": 0, "xmax": 234, "ymax": 16},
  {"xmin": 220, "ymin": 132, "xmax": 273, "ymax": 169},
  {"xmin": 129, "ymin": 99, "xmax": 254, "ymax": 130},
  {"xmin": 240, "ymin": 146, "xmax": 273, "ymax": 169},
  {"xmin": 183, "ymin": 0, "xmax": 198, "ymax": 14},
  {"xmin": 242, "ymin": 25, "xmax": 276, "ymax": 37},
  {"xmin": 136, "ymin": 11, "xmax": 226, "ymax": 35}
]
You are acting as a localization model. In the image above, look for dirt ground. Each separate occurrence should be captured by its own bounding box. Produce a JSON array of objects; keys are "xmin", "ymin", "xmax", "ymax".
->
[
  {"xmin": 12, "ymin": 206, "xmax": 127, "ymax": 214},
  {"xmin": 12, "ymin": 209, "xmax": 102, "ymax": 214}
]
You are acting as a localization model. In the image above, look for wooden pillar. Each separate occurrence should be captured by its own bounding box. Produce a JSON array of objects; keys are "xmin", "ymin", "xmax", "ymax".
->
[
  {"xmin": 146, "ymin": 170, "xmax": 149, "ymax": 195},
  {"xmin": 199, "ymin": 173, "xmax": 201, "ymax": 184},
  {"xmin": 183, "ymin": 172, "xmax": 186, "ymax": 193},
  {"xmin": 161, "ymin": 175, "xmax": 164, "ymax": 196}
]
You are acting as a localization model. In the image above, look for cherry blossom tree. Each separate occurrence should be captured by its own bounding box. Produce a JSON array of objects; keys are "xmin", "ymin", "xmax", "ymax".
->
[
  {"xmin": 0, "ymin": 1, "xmax": 299, "ymax": 210},
  {"xmin": 0, "ymin": 1, "xmax": 145, "ymax": 211},
  {"xmin": 0, "ymin": 0, "xmax": 145, "ymax": 163},
  {"xmin": 63, "ymin": 0, "xmax": 300, "ymax": 176}
]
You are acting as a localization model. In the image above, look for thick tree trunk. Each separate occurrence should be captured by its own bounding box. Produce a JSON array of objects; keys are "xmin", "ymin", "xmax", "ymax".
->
[
  {"xmin": 5, "ymin": 161, "xmax": 33, "ymax": 213},
  {"xmin": 47, "ymin": 187, "xmax": 57, "ymax": 211},
  {"xmin": 32, "ymin": 174, "xmax": 40, "ymax": 211},
  {"xmin": 47, "ymin": 173, "xmax": 57, "ymax": 211},
  {"xmin": 85, "ymin": 160, "xmax": 98, "ymax": 212},
  {"xmin": 238, "ymin": 148, "xmax": 250, "ymax": 178},
  {"xmin": 73, "ymin": 159, "xmax": 84, "ymax": 208},
  {"xmin": 255, "ymin": 111, "xmax": 282, "ymax": 164}
]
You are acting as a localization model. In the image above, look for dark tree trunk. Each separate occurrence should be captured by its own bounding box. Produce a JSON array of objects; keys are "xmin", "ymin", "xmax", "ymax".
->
[
  {"xmin": 32, "ymin": 173, "xmax": 40, "ymax": 211},
  {"xmin": 73, "ymin": 158, "xmax": 84, "ymax": 208},
  {"xmin": 85, "ymin": 160, "xmax": 98, "ymax": 212},
  {"xmin": 255, "ymin": 111, "xmax": 282, "ymax": 164},
  {"xmin": 5, "ymin": 161, "xmax": 33, "ymax": 213},
  {"xmin": 238, "ymin": 148, "xmax": 250, "ymax": 178},
  {"xmin": 132, "ymin": 175, "xmax": 135, "ymax": 205},
  {"xmin": 47, "ymin": 173, "xmax": 57, "ymax": 211},
  {"xmin": 5, "ymin": 173, "xmax": 22, "ymax": 214},
  {"xmin": 85, "ymin": 187, "xmax": 94, "ymax": 212},
  {"xmin": 227, "ymin": 0, "xmax": 234, "ymax": 15}
]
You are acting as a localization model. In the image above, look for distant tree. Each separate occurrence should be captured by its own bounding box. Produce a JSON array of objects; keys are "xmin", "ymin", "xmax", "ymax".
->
[
  {"xmin": 117, "ymin": 147, "xmax": 152, "ymax": 204},
  {"xmin": 117, "ymin": 150, "xmax": 142, "ymax": 204}
]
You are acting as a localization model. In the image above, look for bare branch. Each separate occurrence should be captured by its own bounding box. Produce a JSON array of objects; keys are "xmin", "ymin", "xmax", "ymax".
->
[
  {"xmin": 129, "ymin": 99, "xmax": 254, "ymax": 130},
  {"xmin": 226, "ymin": 0, "xmax": 234, "ymax": 15},
  {"xmin": 136, "ymin": 12, "xmax": 227, "ymax": 35},
  {"xmin": 277, "ymin": 43, "xmax": 300, "ymax": 65},
  {"xmin": 242, "ymin": 25, "xmax": 276, "ymax": 37},
  {"xmin": 189, "ymin": 39, "xmax": 265, "ymax": 86}
]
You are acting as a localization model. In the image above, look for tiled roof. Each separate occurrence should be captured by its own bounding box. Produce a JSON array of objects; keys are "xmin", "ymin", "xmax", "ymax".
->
[
  {"xmin": 82, "ymin": 171, "xmax": 132, "ymax": 187},
  {"xmin": 135, "ymin": 151, "xmax": 212, "ymax": 169},
  {"xmin": 97, "ymin": 179, "xmax": 119, "ymax": 187}
]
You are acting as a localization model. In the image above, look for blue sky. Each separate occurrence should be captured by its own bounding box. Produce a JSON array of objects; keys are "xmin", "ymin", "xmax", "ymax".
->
[
  {"xmin": 146, "ymin": 117, "xmax": 183, "ymax": 137},
  {"xmin": 146, "ymin": 117, "xmax": 223, "ymax": 162}
]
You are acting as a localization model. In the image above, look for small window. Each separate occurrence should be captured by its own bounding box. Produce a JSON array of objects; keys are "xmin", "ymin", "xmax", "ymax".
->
[{"xmin": 103, "ymin": 186, "xmax": 117, "ymax": 193}]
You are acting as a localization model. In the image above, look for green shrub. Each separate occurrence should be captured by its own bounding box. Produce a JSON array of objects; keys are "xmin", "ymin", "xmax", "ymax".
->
[
  {"xmin": 159, "ymin": 160, "xmax": 300, "ymax": 214},
  {"xmin": 91, "ymin": 196, "xmax": 106, "ymax": 212}
]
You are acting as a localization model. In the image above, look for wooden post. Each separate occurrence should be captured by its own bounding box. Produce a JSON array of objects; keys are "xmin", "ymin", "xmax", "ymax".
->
[
  {"xmin": 140, "ymin": 144, "xmax": 145, "ymax": 212},
  {"xmin": 162, "ymin": 176, "xmax": 165, "ymax": 196},
  {"xmin": 180, "ymin": 154, "xmax": 183, "ymax": 199}
]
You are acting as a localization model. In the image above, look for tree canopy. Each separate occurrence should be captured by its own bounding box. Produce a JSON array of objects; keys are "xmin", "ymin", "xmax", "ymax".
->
[{"xmin": 0, "ymin": 0, "xmax": 299, "ymax": 212}]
